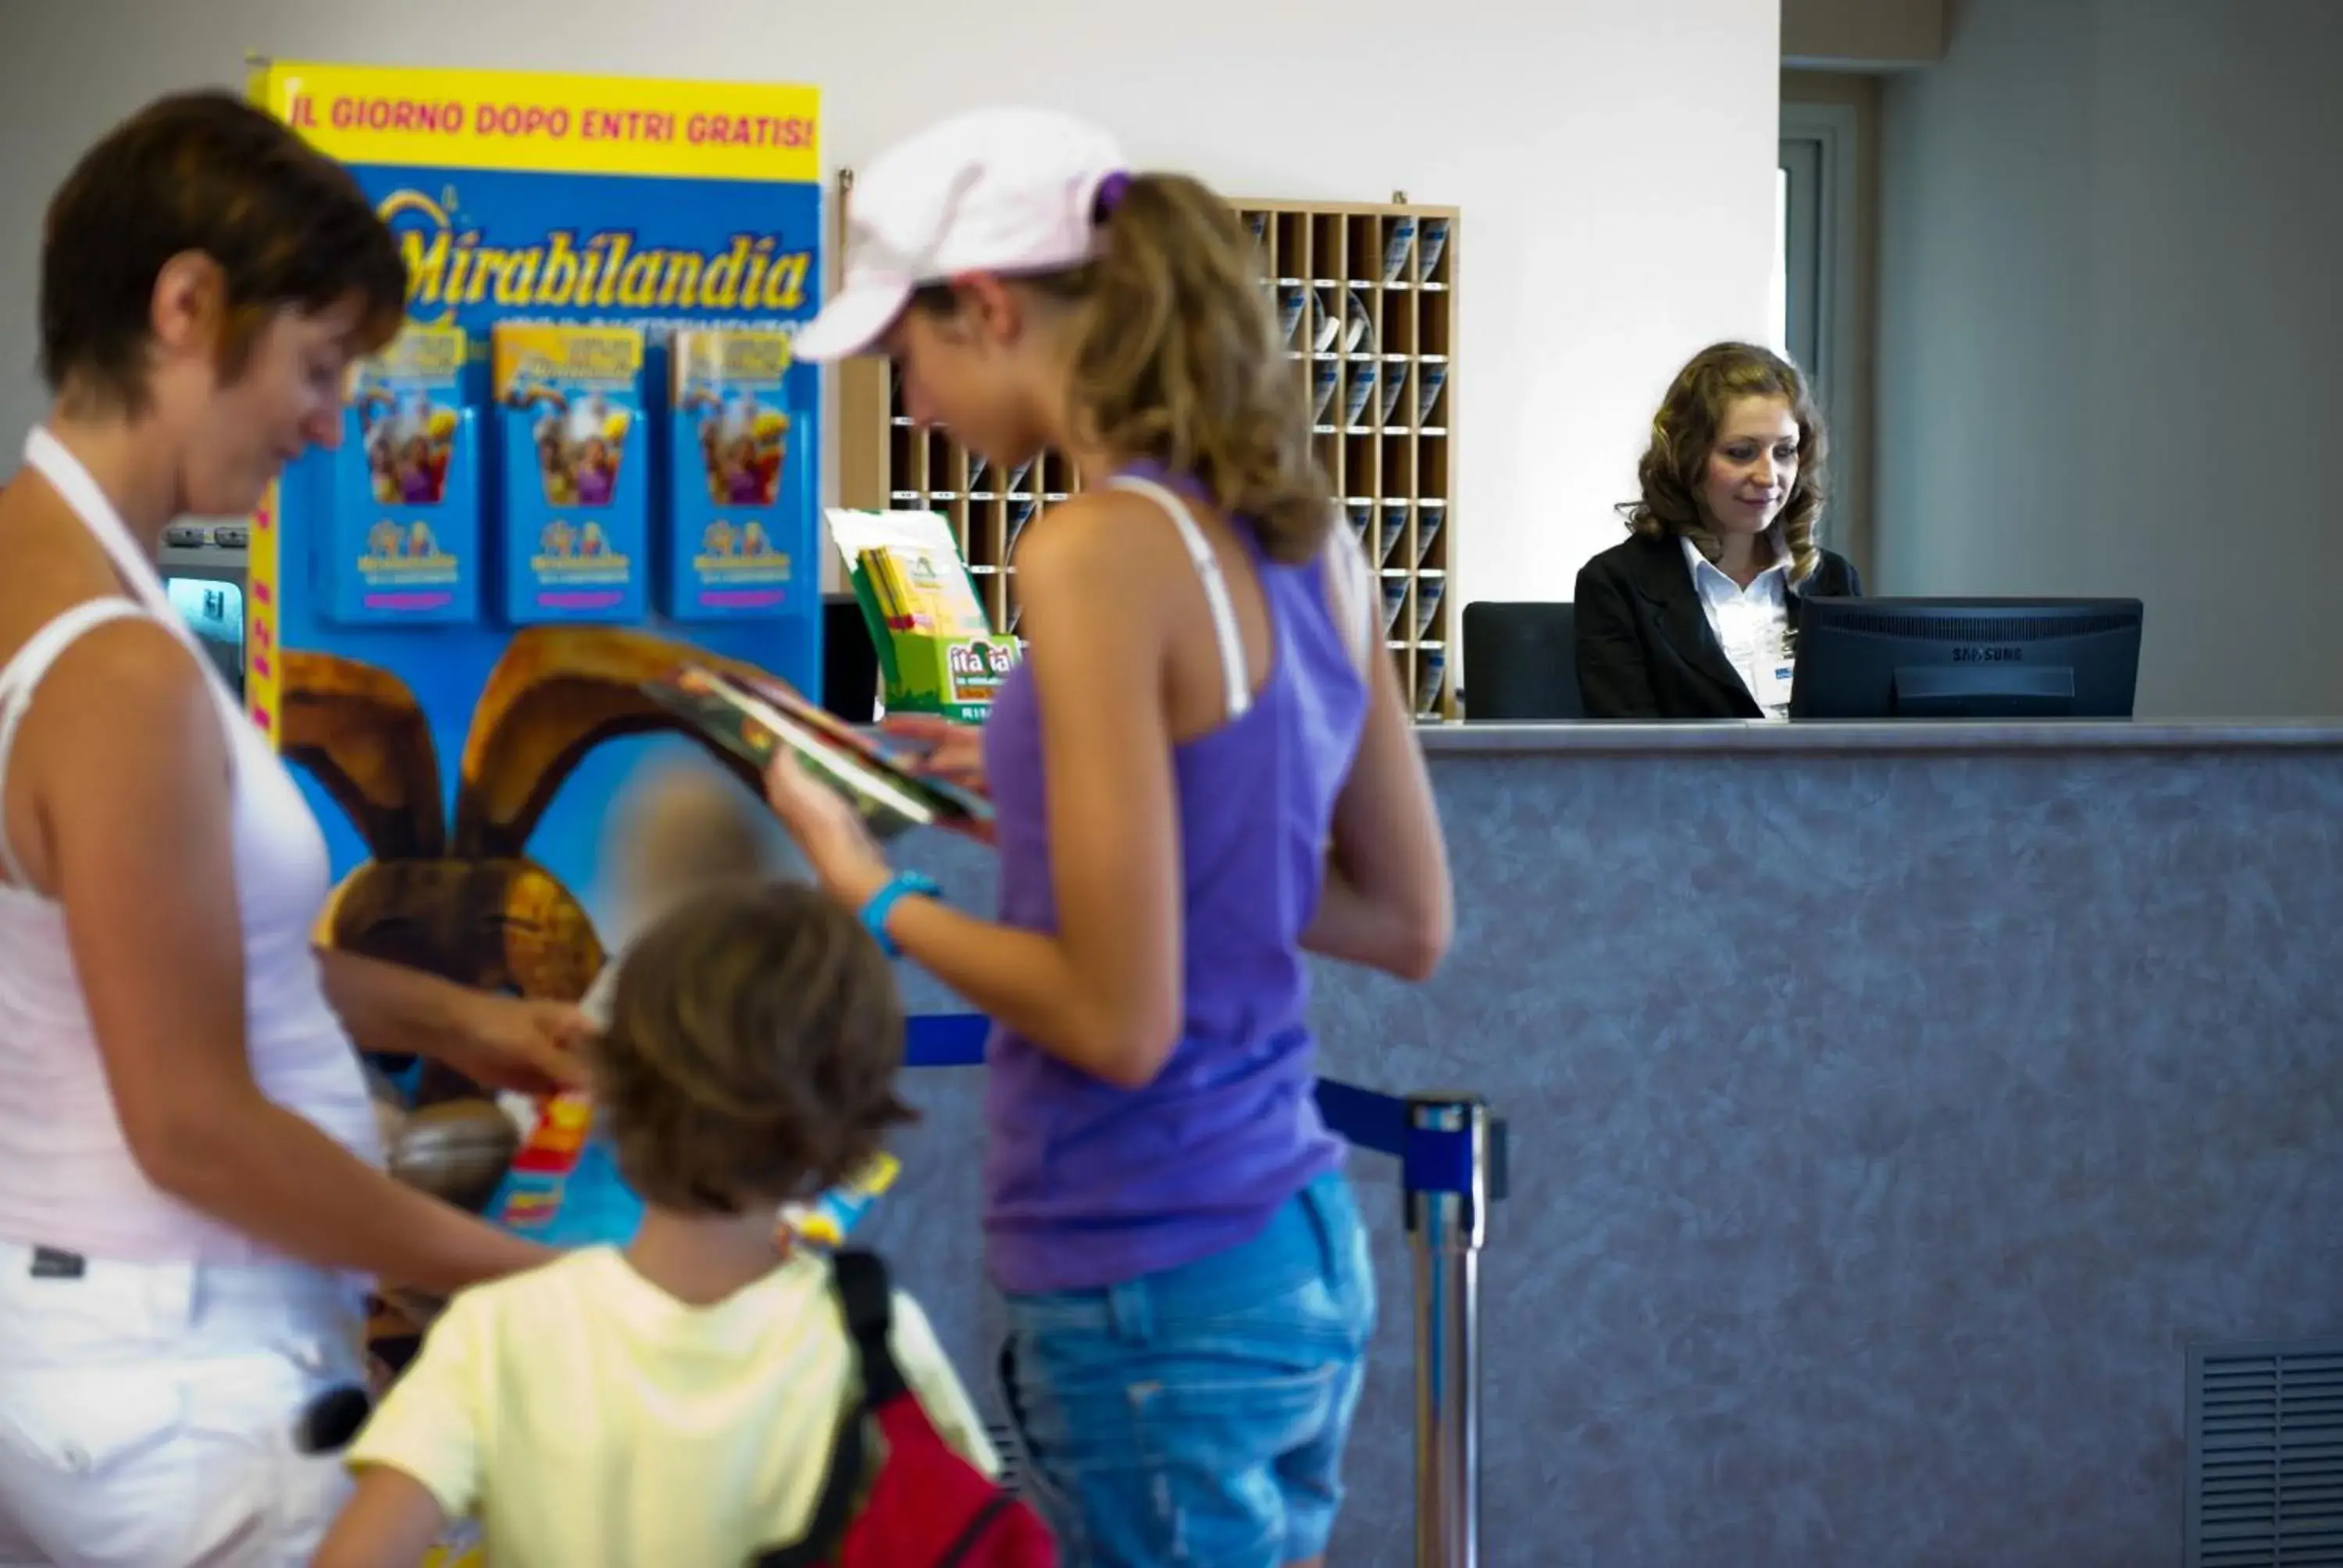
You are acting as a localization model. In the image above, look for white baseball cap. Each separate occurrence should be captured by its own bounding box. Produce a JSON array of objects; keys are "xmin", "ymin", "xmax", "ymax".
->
[{"xmin": 793, "ymin": 106, "xmax": 1129, "ymax": 363}]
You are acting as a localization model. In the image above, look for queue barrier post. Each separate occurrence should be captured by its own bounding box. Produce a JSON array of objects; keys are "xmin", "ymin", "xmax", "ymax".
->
[{"xmin": 1403, "ymin": 1094, "xmax": 1493, "ymax": 1568}]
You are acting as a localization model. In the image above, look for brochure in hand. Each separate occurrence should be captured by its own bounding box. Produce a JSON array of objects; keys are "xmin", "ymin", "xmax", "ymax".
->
[{"xmin": 640, "ymin": 662, "xmax": 992, "ymax": 843}]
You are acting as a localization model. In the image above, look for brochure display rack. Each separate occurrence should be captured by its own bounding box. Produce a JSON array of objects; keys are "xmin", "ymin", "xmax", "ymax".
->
[{"xmin": 244, "ymin": 59, "xmax": 828, "ymax": 908}]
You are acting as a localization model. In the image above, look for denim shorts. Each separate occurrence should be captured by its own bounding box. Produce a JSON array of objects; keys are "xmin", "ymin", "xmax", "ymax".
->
[{"xmin": 997, "ymin": 1171, "xmax": 1375, "ymax": 1567}]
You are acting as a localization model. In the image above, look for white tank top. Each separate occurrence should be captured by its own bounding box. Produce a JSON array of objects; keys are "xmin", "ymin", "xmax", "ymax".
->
[{"xmin": 0, "ymin": 428, "xmax": 382, "ymax": 1263}]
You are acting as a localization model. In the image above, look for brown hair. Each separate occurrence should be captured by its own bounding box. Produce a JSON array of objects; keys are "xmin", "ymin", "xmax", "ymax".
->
[
  {"xmin": 41, "ymin": 90, "xmax": 407, "ymax": 415},
  {"xmin": 595, "ymin": 882, "xmax": 914, "ymax": 1214},
  {"xmin": 917, "ymin": 174, "xmax": 1332, "ymax": 564},
  {"xmin": 1619, "ymin": 342, "xmax": 1831, "ymax": 583}
]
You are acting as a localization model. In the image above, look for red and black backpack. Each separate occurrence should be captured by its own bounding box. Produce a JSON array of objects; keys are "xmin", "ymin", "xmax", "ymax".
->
[{"xmin": 752, "ymin": 1250, "xmax": 1054, "ymax": 1568}]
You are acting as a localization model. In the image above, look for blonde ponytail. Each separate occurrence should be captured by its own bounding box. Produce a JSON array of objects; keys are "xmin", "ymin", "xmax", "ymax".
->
[{"xmin": 1025, "ymin": 174, "xmax": 1332, "ymax": 563}]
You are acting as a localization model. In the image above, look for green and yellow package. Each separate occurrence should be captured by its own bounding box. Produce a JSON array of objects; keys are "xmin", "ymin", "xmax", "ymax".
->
[{"xmin": 826, "ymin": 508, "xmax": 1022, "ymax": 722}]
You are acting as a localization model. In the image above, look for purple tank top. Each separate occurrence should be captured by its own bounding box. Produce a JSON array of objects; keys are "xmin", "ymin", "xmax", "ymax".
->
[{"xmin": 980, "ymin": 472, "xmax": 1369, "ymax": 1292}]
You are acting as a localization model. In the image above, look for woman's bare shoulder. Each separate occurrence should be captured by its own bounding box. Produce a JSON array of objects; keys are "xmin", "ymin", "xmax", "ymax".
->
[
  {"xmin": 0, "ymin": 497, "xmax": 205, "ymax": 747},
  {"xmin": 1021, "ymin": 486, "xmax": 1195, "ymax": 587},
  {"xmin": 0, "ymin": 510, "xmax": 216, "ymax": 892},
  {"xmin": 0, "ymin": 486, "xmax": 141, "ymax": 656}
]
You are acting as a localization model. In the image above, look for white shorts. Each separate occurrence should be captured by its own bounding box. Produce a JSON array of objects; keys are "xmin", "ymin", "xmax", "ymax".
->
[{"xmin": 0, "ymin": 1238, "xmax": 368, "ymax": 1568}]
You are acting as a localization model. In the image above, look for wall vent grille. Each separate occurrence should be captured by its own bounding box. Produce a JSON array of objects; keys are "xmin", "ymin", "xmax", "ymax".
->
[{"xmin": 2188, "ymin": 1339, "xmax": 2343, "ymax": 1567}]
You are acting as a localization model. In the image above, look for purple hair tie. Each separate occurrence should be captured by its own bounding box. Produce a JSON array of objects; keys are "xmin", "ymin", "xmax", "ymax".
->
[{"xmin": 1092, "ymin": 171, "xmax": 1132, "ymax": 223}]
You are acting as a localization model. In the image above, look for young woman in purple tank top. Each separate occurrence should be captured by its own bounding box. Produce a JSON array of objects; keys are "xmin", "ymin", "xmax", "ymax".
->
[{"xmin": 769, "ymin": 107, "xmax": 1453, "ymax": 1567}]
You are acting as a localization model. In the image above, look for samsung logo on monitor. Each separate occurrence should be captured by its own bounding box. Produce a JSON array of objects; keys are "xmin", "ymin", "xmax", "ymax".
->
[{"xmin": 1952, "ymin": 645, "xmax": 2024, "ymax": 663}]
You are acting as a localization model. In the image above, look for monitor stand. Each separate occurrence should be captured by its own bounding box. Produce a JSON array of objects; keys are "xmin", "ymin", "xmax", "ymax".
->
[{"xmin": 1892, "ymin": 665, "xmax": 2076, "ymax": 718}]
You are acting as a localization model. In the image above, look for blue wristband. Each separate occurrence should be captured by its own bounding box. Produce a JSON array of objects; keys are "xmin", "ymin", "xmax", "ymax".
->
[{"xmin": 859, "ymin": 871, "xmax": 940, "ymax": 958}]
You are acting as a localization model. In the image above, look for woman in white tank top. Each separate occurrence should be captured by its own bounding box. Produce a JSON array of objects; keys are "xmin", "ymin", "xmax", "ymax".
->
[{"xmin": 0, "ymin": 94, "xmax": 589, "ymax": 1568}]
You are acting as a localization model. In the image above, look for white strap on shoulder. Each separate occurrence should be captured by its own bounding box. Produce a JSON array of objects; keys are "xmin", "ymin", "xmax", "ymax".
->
[
  {"xmin": 1107, "ymin": 474, "xmax": 1252, "ymax": 721},
  {"xmin": 0, "ymin": 598, "xmax": 155, "ymax": 888},
  {"xmin": 1322, "ymin": 522, "xmax": 1376, "ymax": 678}
]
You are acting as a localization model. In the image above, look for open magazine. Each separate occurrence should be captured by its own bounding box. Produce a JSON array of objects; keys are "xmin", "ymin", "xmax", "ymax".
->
[{"xmin": 640, "ymin": 663, "xmax": 992, "ymax": 843}]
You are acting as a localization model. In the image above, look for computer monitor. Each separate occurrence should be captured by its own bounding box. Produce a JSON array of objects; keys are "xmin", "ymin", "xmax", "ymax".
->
[
  {"xmin": 158, "ymin": 537, "xmax": 248, "ymax": 700},
  {"xmin": 1789, "ymin": 597, "xmax": 2144, "ymax": 720}
]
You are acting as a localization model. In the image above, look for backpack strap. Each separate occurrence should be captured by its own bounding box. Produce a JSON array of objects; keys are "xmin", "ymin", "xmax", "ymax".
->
[
  {"xmin": 833, "ymin": 1248, "xmax": 909, "ymax": 1404},
  {"xmin": 746, "ymin": 1249, "xmax": 901, "ymax": 1568}
]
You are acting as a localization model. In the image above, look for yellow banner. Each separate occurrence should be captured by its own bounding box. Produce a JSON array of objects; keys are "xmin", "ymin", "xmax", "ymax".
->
[
  {"xmin": 244, "ymin": 479, "xmax": 284, "ymax": 747},
  {"xmin": 248, "ymin": 61, "xmax": 819, "ymax": 183}
]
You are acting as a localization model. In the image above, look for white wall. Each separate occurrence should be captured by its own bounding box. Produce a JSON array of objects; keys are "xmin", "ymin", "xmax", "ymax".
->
[
  {"xmin": 1878, "ymin": 0, "xmax": 2343, "ymax": 716},
  {"xmin": 0, "ymin": 0, "xmax": 1778, "ymax": 615}
]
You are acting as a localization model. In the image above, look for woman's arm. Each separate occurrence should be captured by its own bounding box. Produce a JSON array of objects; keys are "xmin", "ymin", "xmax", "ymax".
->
[
  {"xmin": 768, "ymin": 494, "xmax": 1185, "ymax": 1089},
  {"xmin": 316, "ymin": 948, "xmax": 587, "ymax": 1095},
  {"xmin": 870, "ymin": 499, "xmax": 1182, "ymax": 1085},
  {"xmin": 316, "ymin": 950, "xmax": 468, "ymax": 1058},
  {"xmin": 1300, "ymin": 619, "xmax": 1451, "ymax": 980},
  {"xmin": 27, "ymin": 627, "xmax": 548, "ymax": 1295},
  {"xmin": 1574, "ymin": 562, "xmax": 1662, "ymax": 718}
]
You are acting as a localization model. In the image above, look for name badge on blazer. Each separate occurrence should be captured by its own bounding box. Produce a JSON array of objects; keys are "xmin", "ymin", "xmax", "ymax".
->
[{"xmin": 1756, "ymin": 657, "xmax": 1796, "ymax": 712}]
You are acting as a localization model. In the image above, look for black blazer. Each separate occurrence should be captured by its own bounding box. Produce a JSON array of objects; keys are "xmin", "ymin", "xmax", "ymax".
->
[{"xmin": 1573, "ymin": 533, "xmax": 1862, "ymax": 719}]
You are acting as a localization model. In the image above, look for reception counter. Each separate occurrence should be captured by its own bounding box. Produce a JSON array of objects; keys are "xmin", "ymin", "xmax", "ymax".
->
[{"xmin": 858, "ymin": 721, "xmax": 2343, "ymax": 1567}]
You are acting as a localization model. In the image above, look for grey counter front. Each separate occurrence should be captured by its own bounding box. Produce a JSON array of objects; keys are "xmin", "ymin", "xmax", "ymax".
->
[{"xmin": 856, "ymin": 720, "xmax": 2343, "ymax": 1567}]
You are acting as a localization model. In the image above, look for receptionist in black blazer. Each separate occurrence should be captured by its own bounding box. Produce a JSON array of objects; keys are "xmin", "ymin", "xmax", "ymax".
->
[{"xmin": 1575, "ymin": 342, "xmax": 1860, "ymax": 720}]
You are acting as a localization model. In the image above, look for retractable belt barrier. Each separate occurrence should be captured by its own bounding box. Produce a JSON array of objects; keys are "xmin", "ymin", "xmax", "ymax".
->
[{"xmin": 906, "ymin": 1013, "xmax": 1507, "ymax": 1568}]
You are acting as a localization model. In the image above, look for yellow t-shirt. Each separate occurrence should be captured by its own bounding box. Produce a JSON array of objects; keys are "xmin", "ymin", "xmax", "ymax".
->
[{"xmin": 348, "ymin": 1246, "xmax": 997, "ymax": 1567}]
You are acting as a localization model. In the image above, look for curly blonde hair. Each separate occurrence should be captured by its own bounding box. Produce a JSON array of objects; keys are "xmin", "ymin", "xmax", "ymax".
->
[
  {"xmin": 986, "ymin": 174, "xmax": 1332, "ymax": 565},
  {"xmin": 1619, "ymin": 342, "xmax": 1830, "ymax": 583}
]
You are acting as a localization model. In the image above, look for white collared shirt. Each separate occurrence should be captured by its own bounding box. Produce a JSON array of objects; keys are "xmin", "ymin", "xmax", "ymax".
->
[{"xmin": 1680, "ymin": 536, "xmax": 1794, "ymax": 720}]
